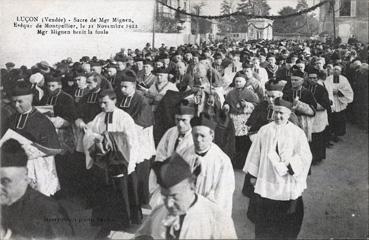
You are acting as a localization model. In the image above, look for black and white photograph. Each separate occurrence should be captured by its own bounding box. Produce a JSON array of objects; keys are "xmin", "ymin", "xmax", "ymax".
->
[{"xmin": 0, "ymin": 0, "xmax": 368, "ymax": 239}]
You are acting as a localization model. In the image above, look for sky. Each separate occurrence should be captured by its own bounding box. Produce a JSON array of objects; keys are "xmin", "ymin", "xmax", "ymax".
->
[
  {"xmin": 0, "ymin": 0, "xmax": 321, "ymax": 66},
  {"xmin": 193, "ymin": 0, "xmax": 319, "ymax": 15}
]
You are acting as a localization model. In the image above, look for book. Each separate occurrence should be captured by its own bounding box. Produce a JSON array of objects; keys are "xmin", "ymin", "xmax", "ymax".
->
[
  {"xmin": 35, "ymin": 105, "xmax": 54, "ymax": 117},
  {"xmin": 0, "ymin": 129, "xmax": 62, "ymax": 159}
]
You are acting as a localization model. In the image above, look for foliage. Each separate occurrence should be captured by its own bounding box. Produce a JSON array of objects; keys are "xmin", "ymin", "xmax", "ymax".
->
[
  {"xmin": 218, "ymin": 0, "xmax": 271, "ymax": 33},
  {"xmin": 218, "ymin": 0, "xmax": 237, "ymax": 33},
  {"xmin": 273, "ymin": 1, "xmax": 319, "ymax": 36},
  {"xmin": 237, "ymin": 0, "xmax": 270, "ymax": 16},
  {"xmin": 191, "ymin": 1, "xmax": 212, "ymax": 34},
  {"xmin": 296, "ymin": 0, "xmax": 309, "ymax": 11},
  {"xmin": 155, "ymin": 16, "xmax": 179, "ymax": 33}
]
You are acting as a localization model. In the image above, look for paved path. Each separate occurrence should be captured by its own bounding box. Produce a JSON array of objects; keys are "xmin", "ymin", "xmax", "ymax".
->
[{"xmin": 232, "ymin": 123, "xmax": 368, "ymax": 239}]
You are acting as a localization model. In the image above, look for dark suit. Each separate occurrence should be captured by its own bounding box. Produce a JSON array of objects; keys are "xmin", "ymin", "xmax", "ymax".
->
[
  {"xmin": 3, "ymin": 107, "xmax": 60, "ymax": 148},
  {"xmin": 1, "ymin": 186, "xmax": 74, "ymax": 239},
  {"xmin": 77, "ymin": 89, "xmax": 102, "ymax": 123},
  {"xmin": 117, "ymin": 92, "xmax": 153, "ymax": 128},
  {"xmin": 39, "ymin": 90, "xmax": 77, "ymax": 123}
]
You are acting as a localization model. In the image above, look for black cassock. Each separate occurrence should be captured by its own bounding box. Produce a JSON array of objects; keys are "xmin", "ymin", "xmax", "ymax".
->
[
  {"xmin": 247, "ymin": 101, "xmax": 301, "ymax": 136},
  {"xmin": 1, "ymin": 186, "xmax": 74, "ymax": 239},
  {"xmin": 117, "ymin": 91, "xmax": 154, "ymax": 205},
  {"xmin": 117, "ymin": 91, "xmax": 154, "ymax": 128},
  {"xmin": 39, "ymin": 90, "xmax": 79, "ymax": 189},
  {"xmin": 282, "ymin": 85, "xmax": 317, "ymax": 117},
  {"xmin": 2, "ymin": 107, "xmax": 60, "ymax": 149},
  {"xmin": 242, "ymin": 100, "xmax": 301, "ymax": 222},
  {"xmin": 77, "ymin": 90, "xmax": 102, "ymax": 123},
  {"xmin": 39, "ymin": 90, "xmax": 78, "ymax": 123},
  {"xmin": 305, "ymin": 82, "xmax": 331, "ymax": 164},
  {"xmin": 89, "ymin": 132, "xmax": 142, "ymax": 232}
]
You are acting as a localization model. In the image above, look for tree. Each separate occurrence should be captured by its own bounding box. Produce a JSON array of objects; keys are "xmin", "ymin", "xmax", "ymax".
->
[
  {"xmin": 220, "ymin": 0, "xmax": 232, "ymax": 15},
  {"xmin": 273, "ymin": 3, "xmax": 320, "ymax": 36},
  {"xmin": 273, "ymin": 6, "xmax": 299, "ymax": 34},
  {"xmin": 155, "ymin": 16, "xmax": 178, "ymax": 33},
  {"xmin": 296, "ymin": 0, "xmax": 309, "ymax": 11},
  {"xmin": 237, "ymin": 0, "xmax": 271, "ymax": 16},
  {"xmin": 191, "ymin": 1, "xmax": 210, "ymax": 34},
  {"xmin": 229, "ymin": 0, "xmax": 271, "ymax": 33},
  {"xmin": 192, "ymin": 1, "xmax": 206, "ymax": 16},
  {"xmin": 218, "ymin": 0, "xmax": 237, "ymax": 33}
]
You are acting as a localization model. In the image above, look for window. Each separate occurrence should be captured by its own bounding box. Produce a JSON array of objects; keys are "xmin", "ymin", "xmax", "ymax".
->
[{"xmin": 339, "ymin": 0, "xmax": 351, "ymax": 17}]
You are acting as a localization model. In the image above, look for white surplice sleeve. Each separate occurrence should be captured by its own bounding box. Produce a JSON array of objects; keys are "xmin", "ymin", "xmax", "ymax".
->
[
  {"xmin": 213, "ymin": 155, "xmax": 235, "ymax": 216},
  {"xmin": 285, "ymin": 129, "xmax": 312, "ymax": 178},
  {"xmin": 121, "ymin": 115, "xmax": 140, "ymax": 174},
  {"xmin": 155, "ymin": 128, "xmax": 172, "ymax": 162},
  {"xmin": 243, "ymin": 128, "xmax": 262, "ymax": 176},
  {"xmin": 337, "ymin": 76, "xmax": 354, "ymax": 105}
]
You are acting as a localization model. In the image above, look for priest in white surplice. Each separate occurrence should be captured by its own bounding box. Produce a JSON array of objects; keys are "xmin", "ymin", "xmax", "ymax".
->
[
  {"xmin": 136, "ymin": 153, "xmax": 237, "ymax": 239},
  {"xmin": 82, "ymin": 89, "xmax": 141, "ymax": 237},
  {"xmin": 177, "ymin": 112, "xmax": 235, "ymax": 216},
  {"xmin": 325, "ymin": 65, "xmax": 354, "ymax": 140},
  {"xmin": 243, "ymin": 97, "xmax": 312, "ymax": 239},
  {"xmin": 155, "ymin": 99, "xmax": 195, "ymax": 162},
  {"xmin": 149, "ymin": 100, "xmax": 195, "ymax": 207}
]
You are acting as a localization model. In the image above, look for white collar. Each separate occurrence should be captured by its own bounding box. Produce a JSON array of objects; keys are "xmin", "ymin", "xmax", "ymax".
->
[{"xmin": 22, "ymin": 108, "xmax": 33, "ymax": 115}]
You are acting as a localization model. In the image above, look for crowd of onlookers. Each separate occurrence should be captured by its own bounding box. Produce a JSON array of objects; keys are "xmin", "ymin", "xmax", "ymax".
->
[{"xmin": 1, "ymin": 37, "xmax": 368, "ymax": 239}]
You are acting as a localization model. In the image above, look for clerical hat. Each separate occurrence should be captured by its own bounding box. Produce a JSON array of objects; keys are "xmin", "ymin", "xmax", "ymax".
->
[
  {"xmin": 80, "ymin": 56, "xmax": 90, "ymax": 62},
  {"xmin": 11, "ymin": 81, "xmax": 34, "ymax": 97},
  {"xmin": 265, "ymin": 81, "xmax": 285, "ymax": 92},
  {"xmin": 143, "ymin": 60, "xmax": 153, "ymax": 67},
  {"xmin": 291, "ymin": 69, "xmax": 305, "ymax": 79},
  {"xmin": 213, "ymin": 53, "xmax": 222, "ymax": 60},
  {"xmin": 120, "ymin": 70, "xmax": 137, "ymax": 83},
  {"xmin": 0, "ymin": 139, "xmax": 28, "ymax": 167},
  {"xmin": 307, "ymin": 68, "xmax": 319, "ymax": 76},
  {"xmin": 242, "ymin": 61, "xmax": 253, "ymax": 69},
  {"xmin": 174, "ymin": 99, "xmax": 195, "ymax": 116},
  {"xmin": 275, "ymin": 97, "xmax": 293, "ymax": 110},
  {"xmin": 5, "ymin": 62, "xmax": 15, "ymax": 68},
  {"xmin": 73, "ymin": 69, "xmax": 86, "ymax": 78},
  {"xmin": 153, "ymin": 68, "xmax": 168, "ymax": 75},
  {"xmin": 154, "ymin": 153, "xmax": 193, "ymax": 189},
  {"xmin": 190, "ymin": 112, "xmax": 217, "ymax": 130},
  {"xmin": 45, "ymin": 74, "xmax": 62, "ymax": 83}
]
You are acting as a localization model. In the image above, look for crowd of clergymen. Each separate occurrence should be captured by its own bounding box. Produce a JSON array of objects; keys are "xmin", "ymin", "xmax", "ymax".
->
[{"xmin": 0, "ymin": 38, "xmax": 368, "ymax": 239}]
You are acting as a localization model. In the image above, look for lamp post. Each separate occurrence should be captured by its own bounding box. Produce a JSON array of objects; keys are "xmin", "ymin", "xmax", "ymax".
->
[
  {"xmin": 331, "ymin": 0, "xmax": 336, "ymax": 41},
  {"xmin": 152, "ymin": 0, "xmax": 157, "ymax": 49}
]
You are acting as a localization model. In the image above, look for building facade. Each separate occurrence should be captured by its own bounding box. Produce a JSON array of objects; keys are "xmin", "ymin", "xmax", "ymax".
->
[
  {"xmin": 156, "ymin": 0, "xmax": 192, "ymax": 34},
  {"xmin": 319, "ymin": 0, "xmax": 368, "ymax": 43},
  {"xmin": 247, "ymin": 18, "xmax": 274, "ymax": 40}
]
